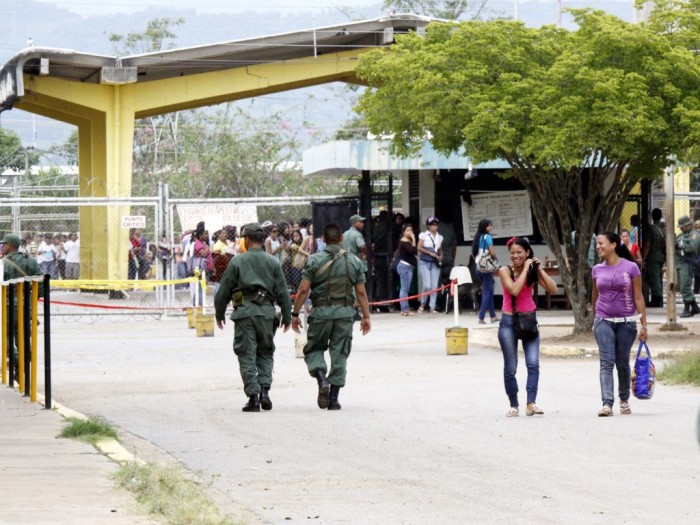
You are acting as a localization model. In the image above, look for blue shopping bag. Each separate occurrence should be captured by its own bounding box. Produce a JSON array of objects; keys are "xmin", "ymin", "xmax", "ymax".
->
[{"xmin": 632, "ymin": 341, "xmax": 656, "ymax": 400}]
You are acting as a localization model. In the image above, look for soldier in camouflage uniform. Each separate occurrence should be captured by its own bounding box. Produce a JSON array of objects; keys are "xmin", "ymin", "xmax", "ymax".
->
[
  {"xmin": 215, "ymin": 223, "xmax": 292, "ymax": 412},
  {"xmin": 2, "ymin": 234, "xmax": 42, "ymax": 380},
  {"xmin": 675, "ymin": 215, "xmax": 700, "ymax": 318},
  {"xmin": 291, "ymin": 224, "xmax": 371, "ymax": 410}
]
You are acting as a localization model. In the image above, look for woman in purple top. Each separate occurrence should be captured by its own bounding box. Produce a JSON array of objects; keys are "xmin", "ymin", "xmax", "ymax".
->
[{"xmin": 591, "ymin": 231, "xmax": 647, "ymax": 417}]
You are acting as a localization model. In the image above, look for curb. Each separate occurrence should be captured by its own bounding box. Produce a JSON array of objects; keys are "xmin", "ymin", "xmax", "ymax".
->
[
  {"xmin": 467, "ymin": 326, "xmax": 700, "ymax": 359},
  {"xmin": 38, "ymin": 394, "xmax": 142, "ymax": 465}
]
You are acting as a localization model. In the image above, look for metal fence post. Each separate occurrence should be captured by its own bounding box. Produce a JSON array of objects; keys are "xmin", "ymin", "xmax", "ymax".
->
[{"xmin": 43, "ymin": 275, "xmax": 52, "ymax": 410}]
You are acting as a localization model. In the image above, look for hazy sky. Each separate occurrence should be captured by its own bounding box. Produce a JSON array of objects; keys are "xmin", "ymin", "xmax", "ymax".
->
[
  {"xmin": 38, "ymin": 0, "xmax": 636, "ymax": 18},
  {"xmin": 38, "ymin": 0, "xmax": 381, "ymax": 17}
]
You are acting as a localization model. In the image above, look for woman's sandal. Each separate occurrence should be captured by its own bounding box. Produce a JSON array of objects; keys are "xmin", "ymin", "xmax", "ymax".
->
[
  {"xmin": 506, "ymin": 407, "xmax": 519, "ymax": 417},
  {"xmin": 417, "ymin": 305, "xmax": 425, "ymax": 314},
  {"xmin": 526, "ymin": 404, "xmax": 544, "ymax": 416}
]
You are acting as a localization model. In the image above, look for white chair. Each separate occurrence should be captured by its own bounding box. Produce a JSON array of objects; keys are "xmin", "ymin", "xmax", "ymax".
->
[{"xmin": 444, "ymin": 266, "xmax": 474, "ymax": 314}]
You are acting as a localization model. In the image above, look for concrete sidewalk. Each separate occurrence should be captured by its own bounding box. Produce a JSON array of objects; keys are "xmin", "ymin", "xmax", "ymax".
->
[{"xmin": 0, "ymin": 386, "xmax": 157, "ymax": 525}]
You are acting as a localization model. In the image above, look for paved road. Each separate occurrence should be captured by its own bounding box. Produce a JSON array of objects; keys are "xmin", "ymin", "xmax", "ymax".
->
[{"xmin": 44, "ymin": 312, "xmax": 698, "ymax": 524}]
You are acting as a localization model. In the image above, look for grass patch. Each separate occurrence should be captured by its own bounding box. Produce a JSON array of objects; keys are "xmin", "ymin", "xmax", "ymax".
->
[
  {"xmin": 59, "ymin": 417, "xmax": 119, "ymax": 445},
  {"xmin": 115, "ymin": 462, "xmax": 237, "ymax": 525},
  {"xmin": 658, "ymin": 352, "xmax": 700, "ymax": 387}
]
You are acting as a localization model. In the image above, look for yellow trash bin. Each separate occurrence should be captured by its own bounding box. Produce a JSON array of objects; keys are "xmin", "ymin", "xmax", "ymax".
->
[
  {"xmin": 195, "ymin": 312, "xmax": 215, "ymax": 337},
  {"xmin": 445, "ymin": 327, "xmax": 468, "ymax": 355}
]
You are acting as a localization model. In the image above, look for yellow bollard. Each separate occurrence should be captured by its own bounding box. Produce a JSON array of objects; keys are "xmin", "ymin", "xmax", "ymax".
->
[
  {"xmin": 31, "ymin": 280, "xmax": 39, "ymax": 402},
  {"xmin": 445, "ymin": 327, "xmax": 469, "ymax": 355},
  {"xmin": 17, "ymin": 282, "xmax": 24, "ymax": 391},
  {"xmin": 1, "ymin": 286, "xmax": 6, "ymax": 384},
  {"xmin": 195, "ymin": 312, "xmax": 215, "ymax": 337},
  {"xmin": 186, "ymin": 307, "xmax": 196, "ymax": 328}
]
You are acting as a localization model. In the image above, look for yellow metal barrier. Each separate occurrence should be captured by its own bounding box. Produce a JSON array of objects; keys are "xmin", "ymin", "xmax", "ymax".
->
[
  {"xmin": 17, "ymin": 282, "xmax": 24, "ymax": 393},
  {"xmin": 31, "ymin": 280, "xmax": 39, "ymax": 402},
  {"xmin": 1, "ymin": 285, "xmax": 6, "ymax": 384}
]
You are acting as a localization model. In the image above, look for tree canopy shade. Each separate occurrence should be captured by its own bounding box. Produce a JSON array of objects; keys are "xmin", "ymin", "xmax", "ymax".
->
[{"xmin": 355, "ymin": 9, "xmax": 700, "ymax": 332}]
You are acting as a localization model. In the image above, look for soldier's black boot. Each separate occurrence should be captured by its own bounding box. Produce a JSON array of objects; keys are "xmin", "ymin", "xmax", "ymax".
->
[
  {"xmin": 680, "ymin": 302, "xmax": 693, "ymax": 318},
  {"xmin": 650, "ymin": 296, "xmax": 663, "ymax": 308},
  {"xmin": 315, "ymin": 370, "xmax": 330, "ymax": 409},
  {"xmin": 690, "ymin": 300, "xmax": 700, "ymax": 316},
  {"xmin": 242, "ymin": 394, "xmax": 260, "ymax": 412},
  {"xmin": 260, "ymin": 387, "xmax": 272, "ymax": 411},
  {"xmin": 328, "ymin": 385, "xmax": 342, "ymax": 411}
]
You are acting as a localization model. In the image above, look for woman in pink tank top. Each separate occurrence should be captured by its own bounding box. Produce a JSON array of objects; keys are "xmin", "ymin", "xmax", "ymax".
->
[{"xmin": 497, "ymin": 237, "xmax": 557, "ymax": 418}]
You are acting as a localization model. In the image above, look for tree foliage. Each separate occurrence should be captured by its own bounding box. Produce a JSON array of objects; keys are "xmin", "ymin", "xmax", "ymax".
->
[
  {"xmin": 356, "ymin": 10, "xmax": 700, "ymax": 332},
  {"xmin": 0, "ymin": 128, "xmax": 27, "ymax": 171},
  {"xmin": 108, "ymin": 17, "xmax": 184, "ymax": 55},
  {"xmin": 382, "ymin": 0, "xmax": 490, "ymax": 20}
]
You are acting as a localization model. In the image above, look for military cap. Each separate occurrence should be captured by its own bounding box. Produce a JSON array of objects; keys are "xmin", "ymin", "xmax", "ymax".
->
[
  {"xmin": 241, "ymin": 223, "xmax": 264, "ymax": 236},
  {"xmin": 0, "ymin": 234, "xmax": 21, "ymax": 247},
  {"xmin": 678, "ymin": 215, "xmax": 693, "ymax": 228},
  {"xmin": 349, "ymin": 214, "xmax": 365, "ymax": 223}
]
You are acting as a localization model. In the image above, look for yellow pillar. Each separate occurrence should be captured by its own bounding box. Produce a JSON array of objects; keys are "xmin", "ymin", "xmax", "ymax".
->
[
  {"xmin": 16, "ymin": 282, "xmax": 24, "ymax": 392},
  {"xmin": 31, "ymin": 280, "xmax": 39, "ymax": 402},
  {"xmin": 1, "ymin": 286, "xmax": 6, "ymax": 385}
]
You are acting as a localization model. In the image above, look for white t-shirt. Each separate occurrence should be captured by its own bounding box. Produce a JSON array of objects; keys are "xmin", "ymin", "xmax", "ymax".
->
[
  {"xmin": 37, "ymin": 241, "xmax": 56, "ymax": 263},
  {"xmin": 419, "ymin": 231, "xmax": 443, "ymax": 255},
  {"xmin": 64, "ymin": 239, "xmax": 80, "ymax": 263}
]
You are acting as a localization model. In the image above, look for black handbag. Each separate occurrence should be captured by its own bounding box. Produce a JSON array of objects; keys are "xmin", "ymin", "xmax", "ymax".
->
[{"xmin": 510, "ymin": 267, "xmax": 539, "ymax": 341}]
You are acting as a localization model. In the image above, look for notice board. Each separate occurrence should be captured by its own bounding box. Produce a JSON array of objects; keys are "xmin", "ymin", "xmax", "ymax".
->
[{"xmin": 461, "ymin": 190, "xmax": 533, "ymax": 239}]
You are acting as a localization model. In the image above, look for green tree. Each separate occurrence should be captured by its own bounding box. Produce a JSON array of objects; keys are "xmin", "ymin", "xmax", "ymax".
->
[
  {"xmin": 0, "ymin": 128, "xmax": 26, "ymax": 171},
  {"xmin": 49, "ymin": 130, "xmax": 78, "ymax": 166},
  {"xmin": 382, "ymin": 0, "xmax": 490, "ymax": 19},
  {"xmin": 356, "ymin": 10, "xmax": 700, "ymax": 333},
  {"xmin": 108, "ymin": 17, "xmax": 184, "ymax": 55}
]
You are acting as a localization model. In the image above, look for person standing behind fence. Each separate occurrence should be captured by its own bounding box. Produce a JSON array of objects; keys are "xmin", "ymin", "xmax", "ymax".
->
[
  {"xmin": 416, "ymin": 217, "xmax": 443, "ymax": 314},
  {"xmin": 592, "ymin": 231, "xmax": 647, "ymax": 417},
  {"xmin": 472, "ymin": 219, "xmax": 499, "ymax": 324},
  {"xmin": 291, "ymin": 223, "xmax": 371, "ymax": 410},
  {"xmin": 1, "ymin": 234, "xmax": 42, "ymax": 380},
  {"xmin": 215, "ymin": 223, "xmax": 291, "ymax": 412},
  {"xmin": 37, "ymin": 233, "xmax": 56, "ymax": 278},
  {"xmin": 498, "ymin": 237, "xmax": 557, "ymax": 417}
]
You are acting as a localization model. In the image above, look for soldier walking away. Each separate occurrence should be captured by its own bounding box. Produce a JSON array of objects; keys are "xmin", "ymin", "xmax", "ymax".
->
[
  {"xmin": 291, "ymin": 224, "xmax": 371, "ymax": 410},
  {"xmin": 1, "ymin": 234, "xmax": 42, "ymax": 381},
  {"xmin": 215, "ymin": 223, "xmax": 292, "ymax": 412},
  {"xmin": 642, "ymin": 208, "xmax": 666, "ymax": 308},
  {"xmin": 675, "ymin": 215, "xmax": 700, "ymax": 318}
]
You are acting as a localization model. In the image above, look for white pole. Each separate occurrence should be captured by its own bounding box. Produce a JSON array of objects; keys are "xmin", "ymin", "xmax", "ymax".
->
[
  {"xmin": 514, "ymin": 0, "xmax": 519, "ymax": 20},
  {"xmin": 453, "ymin": 280, "xmax": 459, "ymax": 327}
]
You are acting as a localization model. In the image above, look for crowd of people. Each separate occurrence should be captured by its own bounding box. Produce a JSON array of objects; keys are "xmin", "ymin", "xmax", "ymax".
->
[{"xmin": 4, "ymin": 231, "xmax": 81, "ymax": 280}]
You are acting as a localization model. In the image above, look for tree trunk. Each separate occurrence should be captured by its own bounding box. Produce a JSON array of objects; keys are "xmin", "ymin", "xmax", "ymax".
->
[{"xmin": 510, "ymin": 159, "xmax": 638, "ymax": 334}]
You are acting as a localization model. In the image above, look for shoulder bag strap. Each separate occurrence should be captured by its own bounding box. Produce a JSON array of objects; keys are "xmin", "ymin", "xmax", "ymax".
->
[
  {"xmin": 4, "ymin": 256, "xmax": 28, "ymax": 277},
  {"xmin": 315, "ymin": 249, "xmax": 346, "ymax": 278},
  {"xmin": 509, "ymin": 266, "xmax": 518, "ymax": 315}
]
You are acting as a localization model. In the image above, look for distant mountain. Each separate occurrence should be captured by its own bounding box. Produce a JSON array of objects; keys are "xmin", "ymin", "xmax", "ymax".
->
[{"xmin": 0, "ymin": 0, "xmax": 636, "ymax": 152}]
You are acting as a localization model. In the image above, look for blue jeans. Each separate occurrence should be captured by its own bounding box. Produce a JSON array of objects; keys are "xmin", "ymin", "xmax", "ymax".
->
[
  {"xmin": 498, "ymin": 314, "xmax": 540, "ymax": 406},
  {"xmin": 397, "ymin": 263, "xmax": 414, "ymax": 312},
  {"xmin": 476, "ymin": 269, "xmax": 497, "ymax": 320},
  {"xmin": 594, "ymin": 318, "xmax": 637, "ymax": 407},
  {"xmin": 418, "ymin": 260, "xmax": 440, "ymax": 310}
]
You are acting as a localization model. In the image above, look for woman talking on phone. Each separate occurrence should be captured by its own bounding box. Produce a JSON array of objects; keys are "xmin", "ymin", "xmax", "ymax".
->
[{"xmin": 498, "ymin": 237, "xmax": 557, "ymax": 417}]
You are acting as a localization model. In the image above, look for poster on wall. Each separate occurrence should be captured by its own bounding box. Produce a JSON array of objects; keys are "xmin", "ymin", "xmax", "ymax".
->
[
  {"xmin": 461, "ymin": 190, "xmax": 533, "ymax": 239},
  {"xmin": 176, "ymin": 204, "xmax": 258, "ymax": 234}
]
